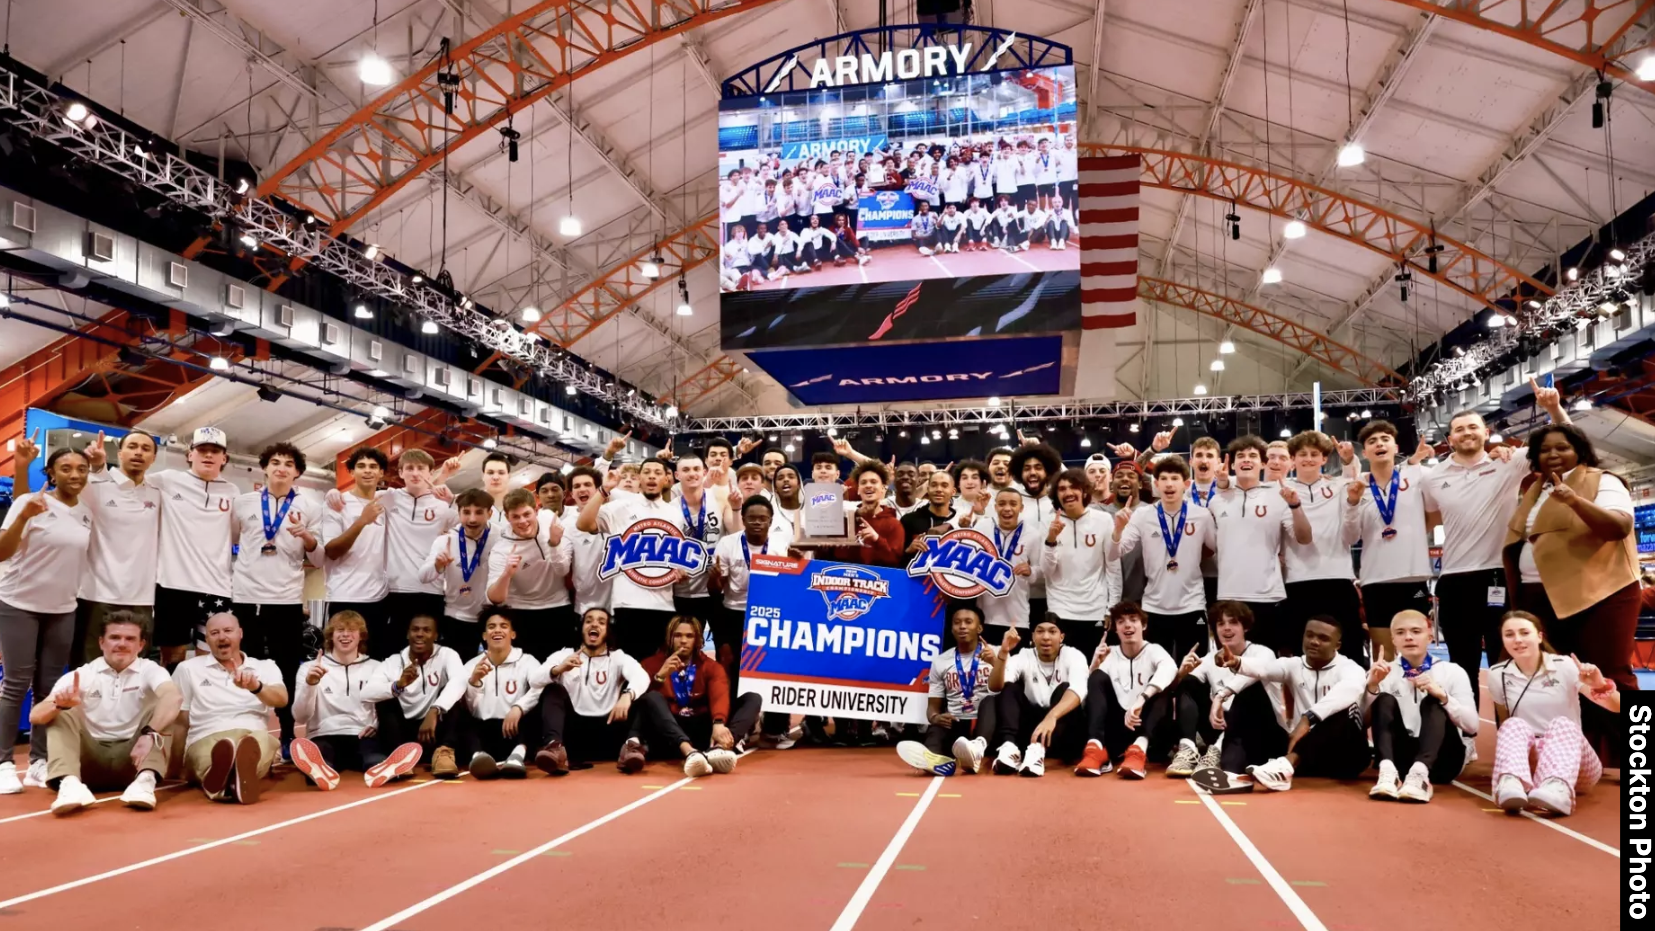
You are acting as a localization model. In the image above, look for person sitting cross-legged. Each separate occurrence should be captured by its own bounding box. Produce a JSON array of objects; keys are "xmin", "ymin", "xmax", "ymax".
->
[
  {"xmin": 638, "ymin": 616, "xmax": 760, "ymax": 776},
  {"xmin": 896, "ymin": 604, "xmax": 1001, "ymax": 776},
  {"xmin": 361, "ymin": 613, "xmax": 468, "ymax": 779},
  {"xmin": 526, "ymin": 607, "xmax": 657, "ymax": 775},
  {"xmin": 171, "ymin": 612, "xmax": 288, "ymax": 804},
  {"xmin": 30, "ymin": 610, "xmax": 181, "ymax": 815},
  {"xmin": 289, "ymin": 611, "xmax": 424, "ymax": 790},
  {"xmin": 1362, "ymin": 610, "xmax": 1478, "ymax": 803}
]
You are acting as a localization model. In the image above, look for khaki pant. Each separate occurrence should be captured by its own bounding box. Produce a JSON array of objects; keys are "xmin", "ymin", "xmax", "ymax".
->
[
  {"xmin": 183, "ymin": 729, "xmax": 280, "ymax": 785},
  {"xmin": 45, "ymin": 702, "xmax": 170, "ymax": 790}
]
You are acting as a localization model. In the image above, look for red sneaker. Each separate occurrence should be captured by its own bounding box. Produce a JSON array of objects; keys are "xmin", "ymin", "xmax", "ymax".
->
[
  {"xmin": 289, "ymin": 737, "xmax": 340, "ymax": 791},
  {"xmin": 364, "ymin": 742, "xmax": 423, "ymax": 788},
  {"xmin": 1120, "ymin": 744, "xmax": 1148, "ymax": 780},
  {"xmin": 1074, "ymin": 740, "xmax": 1112, "ymax": 777}
]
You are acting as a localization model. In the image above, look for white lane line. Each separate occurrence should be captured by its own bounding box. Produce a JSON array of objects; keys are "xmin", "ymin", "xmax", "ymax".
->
[
  {"xmin": 1450, "ymin": 780, "xmax": 1619, "ymax": 858},
  {"xmin": 359, "ymin": 776, "xmax": 696, "ymax": 931},
  {"xmin": 0, "ymin": 783, "xmax": 188, "ymax": 826},
  {"xmin": 1003, "ymin": 248, "xmax": 1042, "ymax": 273},
  {"xmin": 828, "ymin": 775, "xmax": 944, "ymax": 931},
  {"xmin": 1191, "ymin": 787, "xmax": 1329, "ymax": 931},
  {"xmin": 0, "ymin": 777, "xmax": 449, "ymax": 909},
  {"xmin": 929, "ymin": 254, "xmax": 955, "ymax": 278}
]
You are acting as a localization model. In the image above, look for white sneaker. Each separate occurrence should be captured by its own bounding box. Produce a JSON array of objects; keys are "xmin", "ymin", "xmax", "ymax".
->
[
  {"xmin": 1019, "ymin": 242, "xmax": 1030, "ymax": 251},
  {"xmin": 1398, "ymin": 763, "xmax": 1433, "ymax": 803},
  {"xmin": 856, "ymin": 254, "xmax": 870, "ymax": 266},
  {"xmin": 23, "ymin": 759, "xmax": 47, "ymax": 788},
  {"xmin": 1369, "ymin": 760, "xmax": 1401, "ymax": 800},
  {"xmin": 705, "ymin": 748, "xmax": 738, "ymax": 774},
  {"xmin": 1018, "ymin": 742, "xmax": 1046, "ymax": 777},
  {"xmin": 51, "ymin": 777, "xmax": 96, "ymax": 816},
  {"xmin": 0, "ymin": 762, "xmax": 20, "ymax": 795},
  {"xmin": 121, "ymin": 773, "xmax": 158, "ymax": 811},
  {"xmin": 896, "ymin": 740, "xmax": 956, "ymax": 776},
  {"xmin": 952, "ymin": 736, "xmax": 984, "ymax": 774},
  {"xmin": 991, "ymin": 741, "xmax": 1022, "ymax": 775},
  {"xmin": 1494, "ymin": 775, "xmax": 1528, "ymax": 812},
  {"xmin": 499, "ymin": 746, "xmax": 527, "ymax": 779},
  {"xmin": 1247, "ymin": 757, "xmax": 1294, "ymax": 792},
  {"xmin": 775, "ymin": 724, "xmax": 803, "ymax": 750},
  {"xmin": 918, "ymin": 247, "xmax": 934, "ymax": 256},
  {"xmin": 1527, "ymin": 777, "xmax": 1573, "ymax": 816},
  {"xmin": 684, "ymin": 752, "xmax": 713, "ymax": 778}
]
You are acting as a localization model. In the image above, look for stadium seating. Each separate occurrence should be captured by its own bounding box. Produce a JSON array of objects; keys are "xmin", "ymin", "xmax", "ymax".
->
[{"xmin": 718, "ymin": 125, "xmax": 759, "ymax": 151}]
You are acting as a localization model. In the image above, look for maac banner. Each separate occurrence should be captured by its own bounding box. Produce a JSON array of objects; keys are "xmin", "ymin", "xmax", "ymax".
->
[
  {"xmin": 857, "ymin": 190, "xmax": 916, "ymax": 242},
  {"xmin": 738, "ymin": 554, "xmax": 945, "ymax": 724}
]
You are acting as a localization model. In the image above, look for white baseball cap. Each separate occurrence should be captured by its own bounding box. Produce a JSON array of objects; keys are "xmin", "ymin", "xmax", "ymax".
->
[{"xmin": 190, "ymin": 426, "xmax": 228, "ymax": 449}]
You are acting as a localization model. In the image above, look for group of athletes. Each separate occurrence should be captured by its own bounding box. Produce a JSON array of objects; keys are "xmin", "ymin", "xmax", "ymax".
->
[
  {"xmin": 719, "ymin": 132, "xmax": 1078, "ymax": 289},
  {"xmin": 0, "ymin": 373, "xmax": 1632, "ymax": 820}
]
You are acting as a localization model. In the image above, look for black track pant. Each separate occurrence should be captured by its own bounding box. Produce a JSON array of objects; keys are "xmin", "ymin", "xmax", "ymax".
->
[
  {"xmin": 537, "ymin": 683, "xmax": 666, "ymax": 762},
  {"xmin": 1085, "ymin": 671, "xmax": 1172, "ymax": 760},
  {"xmin": 1209, "ymin": 684, "xmax": 1287, "ymax": 772},
  {"xmin": 1369, "ymin": 692, "xmax": 1466, "ymax": 783},
  {"xmin": 920, "ymin": 697, "xmax": 999, "ymax": 755},
  {"xmin": 1434, "ymin": 569, "xmax": 1506, "ymax": 706},
  {"xmin": 1146, "ymin": 610, "xmax": 1209, "ymax": 660},
  {"xmin": 1290, "ymin": 708, "xmax": 1372, "ymax": 779},
  {"xmin": 1175, "ymin": 675, "xmax": 1223, "ymax": 747},
  {"xmin": 643, "ymin": 694, "xmax": 764, "ymax": 757},
  {"xmin": 1052, "ymin": 615, "xmax": 1103, "ymax": 663},
  {"xmin": 457, "ymin": 705, "xmax": 542, "ymax": 761},
  {"xmin": 373, "ymin": 698, "xmax": 464, "ymax": 753},
  {"xmin": 990, "ymin": 684, "xmax": 1086, "ymax": 762},
  {"xmin": 230, "ymin": 602, "xmax": 305, "ymax": 743},
  {"xmin": 309, "ymin": 733, "xmax": 387, "ymax": 773}
]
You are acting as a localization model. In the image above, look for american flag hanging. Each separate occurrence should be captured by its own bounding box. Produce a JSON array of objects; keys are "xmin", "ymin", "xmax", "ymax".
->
[{"xmin": 1078, "ymin": 154, "xmax": 1142, "ymax": 329}]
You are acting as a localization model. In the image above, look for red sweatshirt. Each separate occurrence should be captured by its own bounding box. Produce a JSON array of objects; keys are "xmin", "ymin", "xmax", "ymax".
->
[
  {"xmin": 821, "ymin": 504, "xmax": 905, "ymax": 567},
  {"xmin": 640, "ymin": 651, "xmax": 731, "ymax": 723}
]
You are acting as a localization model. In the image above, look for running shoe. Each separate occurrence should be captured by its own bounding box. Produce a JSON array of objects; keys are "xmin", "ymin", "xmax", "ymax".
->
[
  {"xmin": 1527, "ymin": 777, "xmax": 1573, "ymax": 816},
  {"xmin": 991, "ymin": 741, "xmax": 1022, "ymax": 776},
  {"xmin": 201, "ymin": 738, "xmax": 237, "ymax": 799},
  {"xmin": 951, "ymin": 736, "xmax": 985, "ymax": 775},
  {"xmin": 1198, "ymin": 742, "xmax": 1223, "ymax": 771},
  {"xmin": 431, "ymin": 746, "xmax": 460, "ymax": 779},
  {"xmin": 1246, "ymin": 757, "xmax": 1294, "ymax": 792},
  {"xmin": 1369, "ymin": 760, "xmax": 1401, "ymax": 800},
  {"xmin": 1398, "ymin": 764, "xmax": 1433, "ymax": 803},
  {"xmin": 1018, "ymin": 742, "xmax": 1046, "ymax": 778},
  {"xmin": 1166, "ymin": 742, "xmax": 1201, "ymax": 778},
  {"xmin": 364, "ymin": 742, "xmax": 423, "ymax": 788},
  {"xmin": 684, "ymin": 751, "xmax": 713, "ymax": 778},
  {"xmin": 0, "ymin": 762, "xmax": 22, "ymax": 795},
  {"xmin": 232, "ymin": 734, "xmax": 264, "ymax": 804},
  {"xmin": 1074, "ymin": 739, "xmax": 1111, "ymax": 777},
  {"xmin": 468, "ymin": 751, "xmax": 499, "ymax": 780},
  {"xmin": 289, "ymin": 737, "xmax": 340, "ymax": 791},
  {"xmin": 896, "ymin": 741, "xmax": 957, "ymax": 776},
  {"xmin": 121, "ymin": 773, "xmax": 158, "ymax": 811},
  {"xmin": 22, "ymin": 759, "xmax": 47, "ymax": 789},
  {"xmin": 774, "ymin": 724, "xmax": 804, "ymax": 750},
  {"xmin": 1494, "ymin": 774, "xmax": 1527, "ymax": 812},
  {"xmin": 50, "ymin": 778, "xmax": 96, "ymax": 816},
  {"xmin": 1119, "ymin": 744, "xmax": 1148, "ymax": 780},
  {"xmin": 1188, "ymin": 766, "xmax": 1254, "ymax": 795},
  {"xmin": 617, "ymin": 737, "xmax": 647, "ymax": 774},
  {"xmin": 535, "ymin": 741, "xmax": 571, "ymax": 776},
  {"xmin": 500, "ymin": 746, "xmax": 528, "ymax": 779},
  {"xmin": 706, "ymin": 748, "xmax": 738, "ymax": 774},
  {"xmin": 918, "ymin": 247, "xmax": 934, "ymax": 256}
]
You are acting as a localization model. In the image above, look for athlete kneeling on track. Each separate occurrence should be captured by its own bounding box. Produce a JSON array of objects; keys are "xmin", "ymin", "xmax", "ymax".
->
[
  {"xmin": 897, "ymin": 604, "xmax": 1000, "ymax": 776},
  {"xmin": 290, "ymin": 611, "xmax": 424, "ymax": 790}
]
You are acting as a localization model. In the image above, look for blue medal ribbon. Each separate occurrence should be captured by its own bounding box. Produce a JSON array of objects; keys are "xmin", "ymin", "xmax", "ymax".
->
[
  {"xmin": 1369, "ymin": 470, "xmax": 1401, "ymax": 539},
  {"xmin": 681, "ymin": 494, "xmax": 708, "ymax": 542},
  {"xmin": 740, "ymin": 535, "xmax": 766, "ymax": 566},
  {"xmin": 671, "ymin": 661, "xmax": 697, "ymax": 709},
  {"xmin": 260, "ymin": 489, "xmax": 295, "ymax": 554},
  {"xmin": 1399, "ymin": 653, "xmax": 1434, "ymax": 679},
  {"xmin": 1191, "ymin": 480, "xmax": 1217, "ymax": 507},
  {"xmin": 457, "ymin": 528, "xmax": 489, "ymax": 594},
  {"xmin": 955, "ymin": 645, "xmax": 982, "ymax": 712},
  {"xmin": 992, "ymin": 522, "xmax": 1023, "ymax": 562},
  {"xmin": 1156, "ymin": 501, "xmax": 1188, "ymax": 572}
]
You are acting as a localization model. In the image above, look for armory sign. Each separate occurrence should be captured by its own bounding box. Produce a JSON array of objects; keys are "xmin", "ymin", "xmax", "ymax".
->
[{"xmin": 764, "ymin": 33, "xmax": 1020, "ymax": 92}]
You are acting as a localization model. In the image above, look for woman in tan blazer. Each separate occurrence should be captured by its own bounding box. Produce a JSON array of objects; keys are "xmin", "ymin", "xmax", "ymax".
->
[{"xmin": 1503, "ymin": 423, "xmax": 1638, "ymax": 698}]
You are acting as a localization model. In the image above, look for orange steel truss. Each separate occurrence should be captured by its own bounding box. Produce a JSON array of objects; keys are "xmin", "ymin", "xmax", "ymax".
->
[
  {"xmin": 255, "ymin": 0, "xmax": 783, "ymax": 241},
  {"xmin": 1138, "ymin": 277, "xmax": 1404, "ymax": 388},
  {"xmin": 0, "ymin": 310, "xmax": 264, "ymax": 475},
  {"xmin": 1379, "ymin": 1, "xmax": 1655, "ymax": 95},
  {"xmin": 1080, "ymin": 144, "xmax": 1552, "ymax": 313},
  {"xmin": 659, "ymin": 355, "xmax": 744, "ymax": 411}
]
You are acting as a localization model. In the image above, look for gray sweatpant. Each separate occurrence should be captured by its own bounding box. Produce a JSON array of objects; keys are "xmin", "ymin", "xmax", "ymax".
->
[{"xmin": 0, "ymin": 599, "xmax": 76, "ymax": 764}]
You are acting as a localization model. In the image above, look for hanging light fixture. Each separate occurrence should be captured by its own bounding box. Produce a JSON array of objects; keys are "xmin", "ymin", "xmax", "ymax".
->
[
  {"xmin": 676, "ymin": 278, "xmax": 693, "ymax": 316},
  {"xmin": 1210, "ymin": 359, "xmax": 1225, "ymax": 371},
  {"xmin": 421, "ymin": 319, "xmax": 438, "ymax": 334},
  {"xmin": 1261, "ymin": 267, "xmax": 1283, "ymax": 285},
  {"xmin": 1282, "ymin": 219, "xmax": 1307, "ymax": 239},
  {"xmin": 1193, "ymin": 384, "xmax": 1208, "ymax": 396},
  {"xmin": 359, "ymin": 1, "xmax": 393, "ymax": 85},
  {"xmin": 521, "ymin": 306, "xmax": 541, "ymax": 323},
  {"xmin": 354, "ymin": 304, "xmax": 373, "ymax": 320},
  {"xmin": 1219, "ymin": 341, "xmax": 1235, "ymax": 354},
  {"xmin": 1335, "ymin": 0, "xmax": 1363, "ymax": 168},
  {"xmin": 640, "ymin": 257, "xmax": 662, "ymax": 279}
]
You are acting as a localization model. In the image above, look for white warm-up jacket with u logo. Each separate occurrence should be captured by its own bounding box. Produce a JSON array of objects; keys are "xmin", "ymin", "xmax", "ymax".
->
[
  {"xmin": 1040, "ymin": 509, "xmax": 1121, "ymax": 620},
  {"xmin": 463, "ymin": 648, "xmax": 540, "ymax": 720},
  {"xmin": 292, "ymin": 655, "xmax": 383, "ymax": 739}
]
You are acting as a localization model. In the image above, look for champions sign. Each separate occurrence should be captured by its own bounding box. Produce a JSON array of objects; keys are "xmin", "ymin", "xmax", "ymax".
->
[
  {"xmin": 739, "ymin": 555, "xmax": 943, "ymax": 724},
  {"xmin": 905, "ymin": 528, "xmax": 1016, "ymax": 598},
  {"xmin": 598, "ymin": 518, "xmax": 707, "ymax": 588}
]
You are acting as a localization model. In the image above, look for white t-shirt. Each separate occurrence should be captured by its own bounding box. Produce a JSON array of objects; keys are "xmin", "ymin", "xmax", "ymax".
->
[
  {"xmin": 419, "ymin": 527, "xmax": 497, "ymax": 621},
  {"xmin": 486, "ymin": 518, "xmax": 572, "ymax": 610},
  {"xmin": 1518, "ymin": 469, "xmax": 1633, "ymax": 583},
  {"xmin": 50, "ymin": 657, "xmax": 171, "ymax": 740},
  {"xmin": 1342, "ymin": 465, "xmax": 1431, "ymax": 585},
  {"xmin": 173, "ymin": 653, "xmax": 284, "ymax": 746},
  {"xmin": 1210, "ymin": 484, "xmax": 1297, "ymax": 602},
  {"xmin": 322, "ymin": 491, "xmax": 389, "ymax": 603},
  {"xmin": 1001, "ymin": 646, "xmax": 1090, "ymax": 706},
  {"xmin": 1280, "ymin": 475, "xmax": 1355, "ymax": 583},
  {"xmin": 1110, "ymin": 501, "xmax": 1216, "ymax": 615},
  {"xmin": 78, "ymin": 471, "xmax": 163, "ymax": 606},
  {"xmin": 1423, "ymin": 453, "xmax": 1528, "ymax": 575},
  {"xmin": 712, "ymin": 529, "xmax": 793, "ymax": 611},
  {"xmin": 0, "ymin": 493, "xmax": 92, "ymax": 614},
  {"xmin": 230, "ymin": 489, "xmax": 322, "ymax": 604},
  {"xmin": 150, "ymin": 469, "xmax": 238, "ymax": 596},
  {"xmin": 1487, "ymin": 653, "xmax": 1580, "ymax": 731},
  {"xmin": 383, "ymin": 488, "xmax": 459, "ymax": 594},
  {"xmin": 595, "ymin": 494, "xmax": 697, "ymax": 612},
  {"xmin": 929, "ymin": 645, "xmax": 996, "ymax": 719}
]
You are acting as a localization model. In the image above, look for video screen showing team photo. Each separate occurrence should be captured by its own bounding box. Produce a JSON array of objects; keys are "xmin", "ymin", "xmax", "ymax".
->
[{"xmin": 717, "ymin": 62, "xmax": 1081, "ymax": 328}]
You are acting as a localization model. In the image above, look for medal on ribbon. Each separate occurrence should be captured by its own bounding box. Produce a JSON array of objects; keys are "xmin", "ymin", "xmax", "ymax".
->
[
  {"xmin": 1370, "ymin": 470, "xmax": 1401, "ymax": 540},
  {"xmin": 955, "ymin": 645, "xmax": 982, "ymax": 713},
  {"xmin": 1157, "ymin": 500, "xmax": 1188, "ymax": 572},
  {"xmin": 260, "ymin": 489, "xmax": 295, "ymax": 556},
  {"xmin": 457, "ymin": 528, "xmax": 489, "ymax": 596}
]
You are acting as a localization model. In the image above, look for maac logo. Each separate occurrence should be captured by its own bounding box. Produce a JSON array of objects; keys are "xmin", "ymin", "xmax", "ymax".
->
[
  {"xmin": 809, "ymin": 565, "xmax": 890, "ymax": 621},
  {"xmin": 875, "ymin": 190, "xmax": 901, "ymax": 210},
  {"xmin": 905, "ymin": 529, "xmax": 1014, "ymax": 599},
  {"xmin": 599, "ymin": 518, "xmax": 708, "ymax": 589}
]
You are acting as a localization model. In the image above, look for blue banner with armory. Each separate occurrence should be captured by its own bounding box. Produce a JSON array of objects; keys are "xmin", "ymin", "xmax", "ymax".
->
[{"xmin": 738, "ymin": 554, "xmax": 945, "ymax": 724}]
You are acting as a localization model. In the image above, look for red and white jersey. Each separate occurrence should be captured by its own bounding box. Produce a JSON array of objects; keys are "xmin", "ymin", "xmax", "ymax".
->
[
  {"xmin": 595, "ymin": 494, "xmax": 692, "ymax": 613},
  {"xmin": 230, "ymin": 489, "xmax": 322, "ymax": 604}
]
